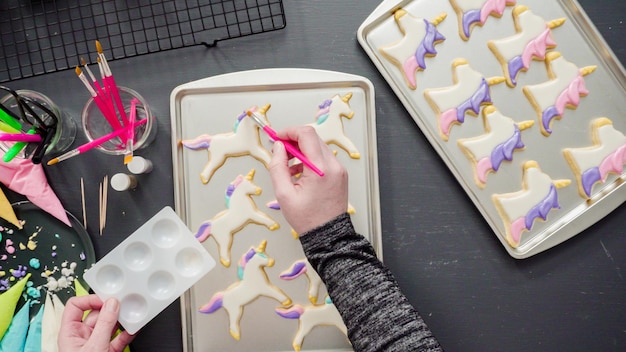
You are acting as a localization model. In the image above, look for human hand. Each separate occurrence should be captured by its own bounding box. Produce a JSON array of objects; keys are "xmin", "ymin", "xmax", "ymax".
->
[
  {"xmin": 269, "ymin": 126, "xmax": 348, "ymax": 234},
  {"xmin": 58, "ymin": 295, "xmax": 135, "ymax": 352}
]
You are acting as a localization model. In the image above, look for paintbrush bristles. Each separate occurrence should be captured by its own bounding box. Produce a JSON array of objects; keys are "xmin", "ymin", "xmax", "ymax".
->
[
  {"xmin": 246, "ymin": 111, "xmax": 266, "ymax": 127},
  {"xmin": 95, "ymin": 40, "xmax": 103, "ymax": 54}
]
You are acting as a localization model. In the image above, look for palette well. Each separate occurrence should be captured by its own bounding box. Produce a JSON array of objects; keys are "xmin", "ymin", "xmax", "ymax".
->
[{"xmin": 83, "ymin": 206, "xmax": 216, "ymax": 334}]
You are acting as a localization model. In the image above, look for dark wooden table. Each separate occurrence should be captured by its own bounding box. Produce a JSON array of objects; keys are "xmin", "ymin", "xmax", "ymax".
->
[{"xmin": 5, "ymin": 1, "xmax": 625, "ymax": 351}]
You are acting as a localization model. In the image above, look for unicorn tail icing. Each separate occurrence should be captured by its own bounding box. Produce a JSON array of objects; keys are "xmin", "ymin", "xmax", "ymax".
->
[
  {"xmin": 194, "ymin": 221, "xmax": 212, "ymax": 242},
  {"xmin": 275, "ymin": 305, "xmax": 305, "ymax": 319},
  {"xmin": 266, "ymin": 200, "xmax": 281, "ymax": 210},
  {"xmin": 439, "ymin": 78, "xmax": 491, "ymax": 138},
  {"xmin": 181, "ymin": 134, "xmax": 212, "ymax": 149},
  {"xmin": 280, "ymin": 260, "xmax": 307, "ymax": 280},
  {"xmin": 508, "ymin": 184, "xmax": 560, "ymax": 246},
  {"xmin": 403, "ymin": 18, "xmax": 446, "ymax": 89},
  {"xmin": 198, "ymin": 292, "xmax": 224, "ymax": 314}
]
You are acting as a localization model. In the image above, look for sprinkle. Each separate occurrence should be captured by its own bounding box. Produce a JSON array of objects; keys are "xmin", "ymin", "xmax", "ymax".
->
[
  {"xmin": 29, "ymin": 258, "xmax": 40, "ymax": 269},
  {"xmin": 26, "ymin": 286, "xmax": 41, "ymax": 299},
  {"xmin": 79, "ymin": 252, "xmax": 85, "ymax": 260}
]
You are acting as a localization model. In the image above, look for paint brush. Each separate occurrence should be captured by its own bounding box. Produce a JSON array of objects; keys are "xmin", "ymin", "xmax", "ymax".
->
[
  {"xmin": 123, "ymin": 98, "xmax": 138, "ymax": 164},
  {"xmin": 76, "ymin": 67, "xmax": 122, "ymax": 131},
  {"xmin": 246, "ymin": 110, "xmax": 324, "ymax": 177},
  {"xmin": 47, "ymin": 118, "xmax": 147, "ymax": 165},
  {"xmin": 96, "ymin": 40, "xmax": 129, "ymax": 128},
  {"xmin": 0, "ymin": 132, "xmax": 42, "ymax": 142},
  {"xmin": 81, "ymin": 57, "xmax": 115, "ymax": 112}
]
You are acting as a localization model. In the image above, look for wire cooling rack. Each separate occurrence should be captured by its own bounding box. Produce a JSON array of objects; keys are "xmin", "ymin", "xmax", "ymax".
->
[{"xmin": 0, "ymin": 0, "xmax": 286, "ymax": 83}]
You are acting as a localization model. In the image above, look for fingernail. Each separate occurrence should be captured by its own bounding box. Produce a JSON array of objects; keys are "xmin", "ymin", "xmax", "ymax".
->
[
  {"xmin": 273, "ymin": 141, "xmax": 283, "ymax": 153},
  {"xmin": 104, "ymin": 298, "xmax": 119, "ymax": 312}
]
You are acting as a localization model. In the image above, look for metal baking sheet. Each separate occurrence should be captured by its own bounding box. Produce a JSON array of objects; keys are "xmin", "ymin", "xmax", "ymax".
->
[
  {"xmin": 170, "ymin": 68, "xmax": 379, "ymax": 351},
  {"xmin": 358, "ymin": 0, "xmax": 626, "ymax": 258}
]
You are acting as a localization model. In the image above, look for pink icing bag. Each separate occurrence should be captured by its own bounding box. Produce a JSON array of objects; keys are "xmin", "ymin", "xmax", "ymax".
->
[{"xmin": 0, "ymin": 158, "xmax": 71, "ymax": 227}]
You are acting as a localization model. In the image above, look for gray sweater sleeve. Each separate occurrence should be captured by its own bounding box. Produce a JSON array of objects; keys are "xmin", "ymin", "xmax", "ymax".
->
[{"xmin": 299, "ymin": 213, "xmax": 443, "ymax": 352}]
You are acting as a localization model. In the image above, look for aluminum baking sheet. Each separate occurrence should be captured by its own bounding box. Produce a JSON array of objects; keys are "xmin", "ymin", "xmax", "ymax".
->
[
  {"xmin": 358, "ymin": 0, "xmax": 626, "ymax": 258},
  {"xmin": 170, "ymin": 68, "xmax": 379, "ymax": 351}
]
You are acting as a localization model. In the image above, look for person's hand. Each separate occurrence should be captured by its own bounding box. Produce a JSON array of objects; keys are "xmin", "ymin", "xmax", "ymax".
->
[
  {"xmin": 58, "ymin": 295, "xmax": 135, "ymax": 352},
  {"xmin": 269, "ymin": 126, "xmax": 348, "ymax": 234}
]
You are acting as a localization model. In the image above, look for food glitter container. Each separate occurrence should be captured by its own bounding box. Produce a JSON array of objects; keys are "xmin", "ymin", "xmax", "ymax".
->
[
  {"xmin": 357, "ymin": 0, "xmax": 626, "ymax": 258},
  {"xmin": 81, "ymin": 86, "xmax": 157, "ymax": 155}
]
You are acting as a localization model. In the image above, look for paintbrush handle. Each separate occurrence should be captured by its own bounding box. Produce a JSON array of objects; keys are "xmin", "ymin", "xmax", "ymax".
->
[
  {"xmin": 0, "ymin": 133, "xmax": 42, "ymax": 142},
  {"xmin": 48, "ymin": 118, "xmax": 147, "ymax": 165},
  {"xmin": 262, "ymin": 126, "xmax": 325, "ymax": 177}
]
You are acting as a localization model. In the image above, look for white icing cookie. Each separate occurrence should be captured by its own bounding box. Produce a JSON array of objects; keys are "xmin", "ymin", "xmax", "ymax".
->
[
  {"xmin": 198, "ymin": 240, "xmax": 292, "ymax": 341},
  {"xmin": 424, "ymin": 59, "xmax": 505, "ymax": 141},
  {"xmin": 379, "ymin": 9, "xmax": 447, "ymax": 90},
  {"xmin": 276, "ymin": 296, "xmax": 348, "ymax": 352},
  {"xmin": 523, "ymin": 52, "xmax": 596, "ymax": 136},
  {"xmin": 492, "ymin": 161, "xmax": 571, "ymax": 248},
  {"xmin": 307, "ymin": 93, "xmax": 361, "ymax": 159},
  {"xmin": 458, "ymin": 106, "xmax": 534, "ymax": 188},
  {"xmin": 563, "ymin": 118, "xmax": 626, "ymax": 199},
  {"xmin": 181, "ymin": 105, "xmax": 272, "ymax": 184},
  {"xmin": 194, "ymin": 169, "xmax": 279, "ymax": 267},
  {"xmin": 450, "ymin": 0, "xmax": 516, "ymax": 41},
  {"xmin": 488, "ymin": 5, "xmax": 565, "ymax": 87}
]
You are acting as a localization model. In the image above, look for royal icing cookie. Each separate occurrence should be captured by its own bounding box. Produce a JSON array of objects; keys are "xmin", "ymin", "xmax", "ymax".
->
[
  {"xmin": 563, "ymin": 118, "xmax": 626, "ymax": 199},
  {"xmin": 492, "ymin": 161, "xmax": 571, "ymax": 248},
  {"xmin": 198, "ymin": 240, "xmax": 292, "ymax": 341},
  {"xmin": 280, "ymin": 259, "xmax": 324, "ymax": 304},
  {"xmin": 379, "ymin": 9, "xmax": 446, "ymax": 90},
  {"xmin": 458, "ymin": 106, "xmax": 534, "ymax": 188},
  {"xmin": 523, "ymin": 52, "xmax": 596, "ymax": 136},
  {"xmin": 275, "ymin": 296, "xmax": 348, "ymax": 352},
  {"xmin": 308, "ymin": 93, "xmax": 361, "ymax": 159},
  {"xmin": 450, "ymin": 0, "xmax": 516, "ymax": 41},
  {"xmin": 488, "ymin": 5, "xmax": 565, "ymax": 87},
  {"xmin": 181, "ymin": 105, "xmax": 272, "ymax": 184},
  {"xmin": 193, "ymin": 169, "xmax": 279, "ymax": 267},
  {"xmin": 424, "ymin": 59, "xmax": 505, "ymax": 141}
]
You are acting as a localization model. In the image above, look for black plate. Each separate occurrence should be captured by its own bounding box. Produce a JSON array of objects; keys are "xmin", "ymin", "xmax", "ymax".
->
[{"xmin": 1, "ymin": 201, "xmax": 95, "ymax": 315}]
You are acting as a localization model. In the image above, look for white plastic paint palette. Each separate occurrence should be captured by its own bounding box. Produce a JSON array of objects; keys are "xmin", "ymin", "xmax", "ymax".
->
[{"xmin": 84, "ymin": 206, "xmax": 216, "ymax": 334}]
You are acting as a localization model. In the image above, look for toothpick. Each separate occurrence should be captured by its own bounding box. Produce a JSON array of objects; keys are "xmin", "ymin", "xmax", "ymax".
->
[
  {"xmin": 80, "ymin": 177, "xmax": 86, "ymax": 230},
  {"xmin": 98, "ymin": 181, "xmax": 102, "ymax": 236}
]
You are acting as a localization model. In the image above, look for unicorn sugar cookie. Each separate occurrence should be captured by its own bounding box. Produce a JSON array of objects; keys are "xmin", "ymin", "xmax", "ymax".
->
[
  {"xmin": 194, "ymin": 169, "xmax": 279, "ymax": 267},
  {"xmin": 424, "ymin": 59, "xmax": 505, "ymax": 141},
  {"xmin": 181, "ymin": 105, "xmax": 272, "ymax": 184},
  {"xmin": 276, "ymin": 296, "xmax": 349, "ymax": 352},
  {"xmin": 492, "ymin": 161, "xmax": 571, "ymax": 248},
  {"xmin": 523, "ymin": 52, "xmax": 596, "ymax": 136},
  {"xmin": 458, "ymin": 106, "xmax": 534, "ymax": 188},
  {"xmin": 563, "ymin": 118, "xmax": 626, "ymax": 199},
  {"xmin": 280, "ymin": 259, "xmax": 325, "ymax": 304},
  {"xmin": 308, "ymin": 93, "xmax": 361, "ymax": 159},
  {"xmin": 198, "ymin": 240, "xmax": 292, "ymax": 341},
  {"xmin": 378, "ymin": 9, "xmax": 446, "ymax": 90},
  {"xmin": 488, "ymin": 5, "xmax": 565, "ymax": 87},
  {"xmin": 449, "ymin": 0, "xmax": 516, "ymax": 41}
]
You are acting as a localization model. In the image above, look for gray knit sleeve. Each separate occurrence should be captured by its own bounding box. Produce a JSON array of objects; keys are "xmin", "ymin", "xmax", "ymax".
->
[{"xmin": 299, "ymin": 213, "xmax": 443, "ymax": 352}]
